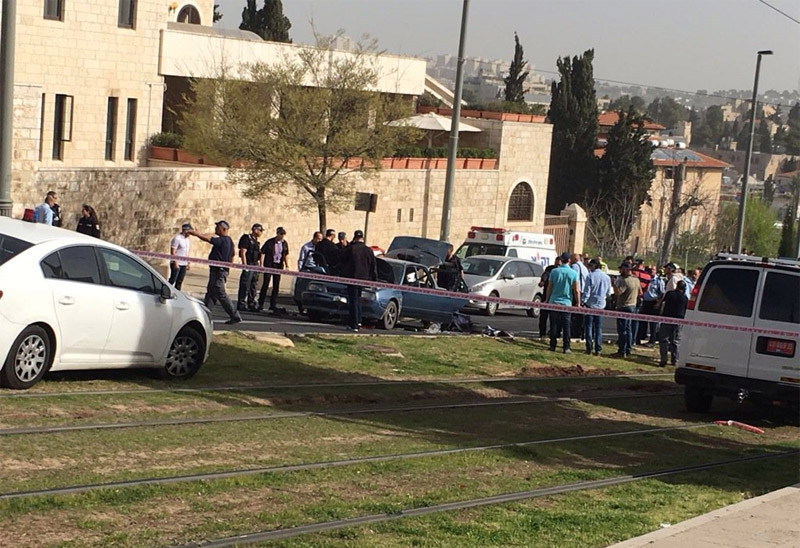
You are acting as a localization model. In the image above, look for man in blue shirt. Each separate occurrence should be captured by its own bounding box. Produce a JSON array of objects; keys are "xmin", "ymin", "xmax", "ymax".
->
[
  {"xmin": 545, "ymin": 253, "xmax": 580, "ymax": 353},
  {"xmin": 581, "ymin": 259, "xmax": 611, "ymax": 355},
  {"xmin": 639, "ymin": 268, "xmax": 664, "ymax": 346},
  {"xmin": 190, "ymin": 220, "xmax": 242, "ymax": 325},
  {"xmin": 33, "ymin": 191, "xmax": 57, "ymax": 225}
]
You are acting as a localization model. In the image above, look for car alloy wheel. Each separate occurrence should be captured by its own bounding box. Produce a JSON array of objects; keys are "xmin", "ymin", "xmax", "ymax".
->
[
  {"xmin": 382, "ymin": 300, "xmax": 399, "ymax": 330},
  {"xmin": 14, "ymin": 334, "xmax": 48, "ymax": 383},
  {"xmin": 2, "ymin": 325, "xmax": 52, "ymax": 389},
  {"xmin": 527, "ymin": 294, "xmax": 543, "ymax": 318},
  {"xmin": 484, "ymin": 292, "xmax": 499, "ymax": 316},
  {"xmin": 164, "ymin": 329, "xmax": 203, "ymax": 379}
]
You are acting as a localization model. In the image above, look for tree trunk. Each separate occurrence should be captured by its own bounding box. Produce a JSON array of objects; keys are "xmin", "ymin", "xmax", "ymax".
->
[
  {"xmin": 316, "ymin": 187, "xmax": 327, "ymax": 233},
  {"xmin": 659, "ymin": 160, "xmax": 686, "ymax": 266}
]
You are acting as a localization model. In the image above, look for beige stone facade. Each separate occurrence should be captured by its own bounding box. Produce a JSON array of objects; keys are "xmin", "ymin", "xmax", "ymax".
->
[
  {"xmin": 629, "ymin": 164, "xmax": 724, "ymax": 256},
  {"xmin": 13, "ymin": 118, "xmax": 553, "ymax": 256}
]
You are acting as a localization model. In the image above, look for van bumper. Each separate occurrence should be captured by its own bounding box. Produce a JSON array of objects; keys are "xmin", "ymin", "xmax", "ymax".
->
[{"xmin": 675, "ymin": 367, "xmax": 800, "ymax": 404}]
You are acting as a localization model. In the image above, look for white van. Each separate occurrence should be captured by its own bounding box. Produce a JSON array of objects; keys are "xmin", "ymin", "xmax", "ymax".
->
[
  {"xmin": 675, "ymin": 255, "xmax": 800, "ymax": 412},
  {"xmin": 456, "ymin": 227, "xmax": 557, "ymax": 267}
]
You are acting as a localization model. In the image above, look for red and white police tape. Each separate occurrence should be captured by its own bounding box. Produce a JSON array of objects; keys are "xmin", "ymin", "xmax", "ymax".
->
[{"xmin": 135, "ymin": 250, "xmax": 800, "ymax": 339}]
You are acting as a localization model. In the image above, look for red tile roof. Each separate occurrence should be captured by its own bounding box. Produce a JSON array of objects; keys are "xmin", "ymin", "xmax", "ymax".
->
[
  {"xmin": 598, "ymin": 112, "xmax": 665, "ymax": 131},
  {"xmin": 593, "ymin": 147, "xmax": 731, "ymax": 170}
]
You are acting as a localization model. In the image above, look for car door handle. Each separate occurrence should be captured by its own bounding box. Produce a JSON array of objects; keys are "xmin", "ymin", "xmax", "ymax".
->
[
  {"xmin": 58, "ymin": 296, "xmax": 75, "ymax": 306},
  {"xmin": 116, "ymin": 302, "xmax": 130, "ymax": 311}
]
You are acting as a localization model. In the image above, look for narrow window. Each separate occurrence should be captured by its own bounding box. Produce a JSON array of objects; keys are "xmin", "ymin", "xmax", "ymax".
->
[
  {"xmin": 177, "ymin": 5, "xmax": 201, "ymax": 24},
  {"xmin": 118, "ymin": 0, "xmax": 136, "ymax": 28},
  {"xmin": 52, "ymin": 94, "xmax": 73, "ymax": 160},
  {"xmin": 397, "ymin": 209, "xmax": 402, "ymax": 223},
  {"xmin": 124, "ymin": 98, "xmax": 137, "ymax": 161},
  {"xmin": 44, "ymin": 0, "xmax": 64, "ymax": 20},
  {"xmin": 507, "ymin": 182, "xmax": 534, "ymax": 222},
  {"xmin": 105, "ymin": 97, "xmax": 118, "ymax": 161},
  {"xmin": 409, "ymin": 208, "xmax": 414, "ymax": 222}
]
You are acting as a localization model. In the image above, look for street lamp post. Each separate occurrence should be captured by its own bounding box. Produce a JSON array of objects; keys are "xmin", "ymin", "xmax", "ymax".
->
[
  {"xmin": 439, "ymin": 0, "xmax": 470, "ymax": 243},
  {"xmin": 734, "ymin": 50, "xmax": 772, "ymax": 254},
  {"xmin": 0, "ymin": 0, "xmax": 18, "ymax": 217}
]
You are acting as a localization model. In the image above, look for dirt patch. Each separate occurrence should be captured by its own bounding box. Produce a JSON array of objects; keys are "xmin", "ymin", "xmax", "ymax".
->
[
  {"xmin": 518, "ymin": 365, "xmax": 626, "ymax": 377},
  {"xmin": 360, "ymin": 344, "xmax": 404, "ymax": 358}
]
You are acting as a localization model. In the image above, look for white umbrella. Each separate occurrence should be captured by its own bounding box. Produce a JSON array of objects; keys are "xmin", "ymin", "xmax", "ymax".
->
[{"xmin": 389, "ymin": 112, "xmax": 481, "ymax": 148}]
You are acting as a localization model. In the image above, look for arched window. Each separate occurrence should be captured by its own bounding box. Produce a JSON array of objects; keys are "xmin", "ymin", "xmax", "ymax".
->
[
  {"xmin": 177, "ymin": 5, "xmax": 201, "ymax": 24},
  {"xmin": 507, "ymin": 182, "xmax": 534, "ymax": 222}
]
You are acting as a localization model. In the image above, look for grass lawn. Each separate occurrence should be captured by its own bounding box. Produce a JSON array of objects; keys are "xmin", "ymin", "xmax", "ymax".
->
[{"xmin": 0, "ymin": 333, "xmax": 796, "ymax": 548}]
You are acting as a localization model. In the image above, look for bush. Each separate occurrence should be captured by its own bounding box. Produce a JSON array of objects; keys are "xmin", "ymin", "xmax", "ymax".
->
[{"xmin": 148, "ymin": 132, "xmax": 184, "ymax": 148}]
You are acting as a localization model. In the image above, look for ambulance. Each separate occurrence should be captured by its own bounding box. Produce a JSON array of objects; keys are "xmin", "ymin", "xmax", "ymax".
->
[{"xmin": 456, "ymin": 227, "xmax": 558, "ymax": 267}]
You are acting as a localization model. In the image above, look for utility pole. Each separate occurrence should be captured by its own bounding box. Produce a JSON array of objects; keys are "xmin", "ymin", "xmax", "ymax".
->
[
  {"xmin": 734, "ymin": 50, "xmax": 772, "ymax": 254},
  {"xmin": 439, "ymin": 0, "xmax": 469, "ymax": 243},
  {"xmin": 0, "ymin": 0, "xmax": 17, "ymax": 217}
]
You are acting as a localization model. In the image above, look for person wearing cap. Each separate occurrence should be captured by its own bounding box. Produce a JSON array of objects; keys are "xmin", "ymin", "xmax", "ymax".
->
[
  {"xmin": 639, "ymin": 266, "xmax": 665, "ymax": 347},
  {"xmin": 537, "ymin": 256, "xmax": 562, "ymax": 341},
  {"xmin": 611, "ymin": 261, "xmax": 642, "ymax": 358},
  {"xmin": 569, "ymin": 253, "xmax": 589, "ymax": 341},
  {"xmin": 545, "ymin": 253, "xmax": 580, "ymax": 353},
  {"xmin": 663, "ymin": 262, "xmax": 684, "ymax": 294},
  {"xmin": 316, "ymin": 229, "xmax": 340, "ymax": 272},
  {"xmin": 258, "ymin": 227, "xmax": 289, "ymax": 313},
  {"xmin": 188, "ymin": 221, "xmax": 241, "ymax": 325},
  {"xmin": 168, "ymin": 223, "xmax": 193, "ymax": 290},
  {"xmin": 336, "ymin": 232, "xmax": 348, "ymax": 250},
  {"xmin": 298, "ymin": 231, "xmax": 323, "ymax": 271},
  {"xmin": 581, "ymin": 259, "xmax": 611, "ymax": 356},
  {"xmin": 236, "ymin": 223, "xmax": 264, "ymax": 312},
  {"xmin": 340, "ymin": 229, "xmax": 377, "ymax": 332},
  {"xmin": 658, "ymin": 280, "xmax": 688, "ymax": 367}
]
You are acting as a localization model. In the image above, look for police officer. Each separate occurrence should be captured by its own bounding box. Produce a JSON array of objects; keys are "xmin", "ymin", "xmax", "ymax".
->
[
  {"xmin": 189, "ymin": 220, "xmax": 242, "ymax": 325},
  {"xmin": 237, "ymin": 223, "xmax": 264, "ymax": 311}
]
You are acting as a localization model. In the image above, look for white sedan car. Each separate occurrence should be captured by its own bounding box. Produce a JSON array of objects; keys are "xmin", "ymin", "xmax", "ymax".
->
[{"xmin": 0, "ymin": 218, "xmax": 213, "ymax": 389}]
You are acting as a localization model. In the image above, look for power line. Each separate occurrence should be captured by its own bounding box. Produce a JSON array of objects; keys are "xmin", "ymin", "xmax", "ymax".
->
[{"xmin": 757, "ymin": 0, "xmax": 800, "ymax": 25}]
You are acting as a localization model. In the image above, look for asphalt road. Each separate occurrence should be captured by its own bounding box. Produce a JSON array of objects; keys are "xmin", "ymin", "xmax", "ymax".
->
[{"xmin": 209, "ymin": 295, "xmax": 541, "ymax": 337}]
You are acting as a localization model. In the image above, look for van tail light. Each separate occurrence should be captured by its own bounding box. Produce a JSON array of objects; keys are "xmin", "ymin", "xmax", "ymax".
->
[
  {"xmin": 467, "ymin": 231, "xmax": 476, "ymax": 239},
  {"xmin": 687, "ymin": 284, "xmax": 700, "ymax": 310},
  {"xmin": 496, "ymin": 234, "xmax": 504, "ymax": 241}
]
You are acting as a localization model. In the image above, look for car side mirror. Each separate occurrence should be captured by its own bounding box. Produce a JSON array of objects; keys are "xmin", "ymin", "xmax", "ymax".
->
[
  {"xmin": 159, "ymin": 284, "xmax": 174, "ymax": 303},
  {"xmin": 504, "ymin": 274, "xmax": 515, "ymax": 280}
]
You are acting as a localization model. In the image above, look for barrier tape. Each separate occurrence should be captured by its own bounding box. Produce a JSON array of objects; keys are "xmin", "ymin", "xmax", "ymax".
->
[{"xmin": 135, "ymin": 250, "xmax": 800, "ymax": 339}]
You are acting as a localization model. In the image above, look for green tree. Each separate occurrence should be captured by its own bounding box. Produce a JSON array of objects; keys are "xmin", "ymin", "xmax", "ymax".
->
[
  {"xmin": 608, "ymin": 95, "xmax": 645, "ymax": 114},
  {"xmin": 181, "ymin": 33, "xmax": 420, "ymax": 230},
  {"xmin": 716, "ymin": 198, "xmax": 779, "ymax": 256},
  {"xmin": 546, "ymin": 49, "xmax": 598, "ymax": 213},
  {"xmin": 585, "ymin": 107, "xmax": 655, "ymax": 256},
  {"xmin": 213, "ymin": 4, "xmax": 222, "ymax": 22},
  {"xmin": 646, "ymin": 96, "xmax": 688, "ymax": 129},
  {"xmin": 503, "ymin": 33, "xmax": 529, "ymax": 104},
  {"xmin": 758, "ymin": 118, "xmax": 772, "ymax": 153},
  {"xmin": 239, "ymin": 0, "xmax": 291, "ymax": 43},
  {"xmin": 784, "ymin": 102, "xmax": 800, "ymax": 155},
  {"xmin": 777, "ymin": 208, "xmax": 796, "ymax": 257}
]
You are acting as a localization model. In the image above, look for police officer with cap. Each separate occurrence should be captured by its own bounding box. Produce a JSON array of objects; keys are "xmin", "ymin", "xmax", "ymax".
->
[
  {"xmin": 188, "ymin": 220, "xmax": 242, "ymax": 325},
  {"xmin": 258, "ymin": 226, "xmax": 289, "ymax": 313},
  {"xmin": 237, "ymin": 223, "xmax": 264, "ymax": 311}
]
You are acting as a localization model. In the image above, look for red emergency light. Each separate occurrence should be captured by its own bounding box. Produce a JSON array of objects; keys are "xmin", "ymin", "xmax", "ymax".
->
[{"xmin": 687, "ymin": 284, "xmax": 700, "ymax": 310}]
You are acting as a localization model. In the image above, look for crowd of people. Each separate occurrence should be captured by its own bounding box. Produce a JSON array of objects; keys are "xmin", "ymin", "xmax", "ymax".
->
[
  {"xmin": 26, "ymin": 191, "xmax": 101, "ymax": 238},
  {"xmin": 542, "ymin": 251, "xmax": 695, "ymax": 367},
  {"xmin": 174, "ymin": 221, "xmax": 376, "ymax": 330}
]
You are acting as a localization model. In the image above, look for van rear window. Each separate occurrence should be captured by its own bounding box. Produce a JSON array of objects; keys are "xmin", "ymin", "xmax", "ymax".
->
[
  {"xmin": 457, "ymin": 243, "xmax": 506, "ymax": 259},
  {"xmin": 759, "ymin": 272, "xmax": 800, "ymax": 324},
  {"xmin": 697, "ymin": 267, "xmax": 759, "ymax": 317}
]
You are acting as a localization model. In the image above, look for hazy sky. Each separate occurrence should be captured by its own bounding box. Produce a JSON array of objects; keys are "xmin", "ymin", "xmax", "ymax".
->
[{"xmin": 216, "ymin": 0, "xmax": 800, "ymax": 94}]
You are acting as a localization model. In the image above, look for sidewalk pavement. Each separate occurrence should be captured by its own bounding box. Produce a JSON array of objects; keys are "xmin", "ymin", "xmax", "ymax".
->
[{"xmin": 607, "ymin": 483, "xmax": 800, "ymax": 548}]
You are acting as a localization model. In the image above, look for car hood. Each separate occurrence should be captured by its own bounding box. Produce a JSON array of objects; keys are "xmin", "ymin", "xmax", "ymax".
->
[
  {"xmin": 385, "ymin": 237, "xmax": 450, "ymax": 267},
  {"xmin": 463, "ymin": 273, "xmax": 495, "ymax": 288}
]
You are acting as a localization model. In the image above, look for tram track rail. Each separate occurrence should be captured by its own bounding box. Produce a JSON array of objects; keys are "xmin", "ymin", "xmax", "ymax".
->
[
  {"xmin": 0, "ymin": 372, "xmax": 673, "ymax": 399},
  {"xmin": 0, "ymin": 423, "xmax": 709, "ymax": 501},
  {"xmin": 168, "ymin": 450, "xmax": 800, "ymax": 547},
  {"xmin": 0, "ymin": 391, "xmax": 681, "ymax": 437}
]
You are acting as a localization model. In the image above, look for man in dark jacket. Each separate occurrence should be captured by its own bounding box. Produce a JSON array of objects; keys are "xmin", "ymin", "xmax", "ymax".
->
[
  {"xmin": 316, "ymin": 229, "xmax": 340, "ymax": 272},
  {"xmin": 658, "ymin": 280, "xmax": 688, "ymax": 367},
  {"xmin": 258, "ymin": 227, "xmax": 289, "ymax": 313},
  {"xmin": 340, "ymin": 230, "xmax": 377, "ymax": 332},
  {"xmin": 189, "ymin": 220, "xmax": 241, "ymax": 325},
  {"xmin": 236, "ymin": 223, "xmax": 263, "ymax": 311}
]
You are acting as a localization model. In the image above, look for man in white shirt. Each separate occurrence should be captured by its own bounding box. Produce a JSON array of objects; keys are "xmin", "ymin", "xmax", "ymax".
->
[
  {"xmin": 298, "ymin": 231, "xmax": 323, "ymax": 271},
  {"xmin": 34, "ymin": 191, "xmax": 58, "ymax": 225},
  {"xmin": 663, "ymin": 262, "xmax": 684, "ymax": 293},
  {"xmin": 168, "ymin": 223, "xmax": 192, "ymax": 290}
]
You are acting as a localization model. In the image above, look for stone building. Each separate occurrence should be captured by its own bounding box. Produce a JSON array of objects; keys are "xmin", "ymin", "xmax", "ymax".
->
[{"xmin": 6, "ymin": 0, "xmax": 558, "ymax": 257}]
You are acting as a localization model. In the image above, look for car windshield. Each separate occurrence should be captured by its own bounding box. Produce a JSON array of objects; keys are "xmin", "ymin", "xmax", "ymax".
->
[
  {"xmin": 456, "ymin": 243, "xmax": 506, "ymax": 259},
  {"xmin": 462, "ymin": 258, "xmax": 505, "ymax": 277},
  {"xmin": 0, "ymin": 234, "xmax": 33, "ymax": 267},
  {"xmin": 378, "ymin": 259, "xmax": 405, "ymax": 284}
]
